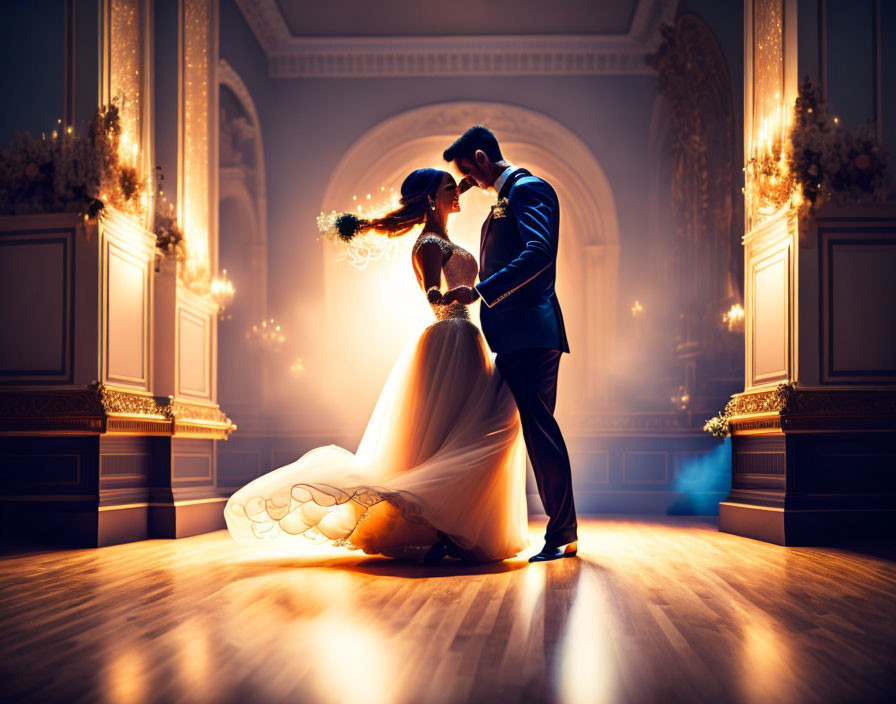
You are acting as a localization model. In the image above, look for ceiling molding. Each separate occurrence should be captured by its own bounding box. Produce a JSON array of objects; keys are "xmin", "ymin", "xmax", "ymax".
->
[{"xmin": 234, "ymin": 0, "xmax": 678, "ymax": 78}]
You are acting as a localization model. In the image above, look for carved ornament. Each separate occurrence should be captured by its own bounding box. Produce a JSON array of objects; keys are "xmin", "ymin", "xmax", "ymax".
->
[
  {"xmin": 725, "ymin": 382, "xmax": 797, "ymax": 417},
  {"xmin": 726, "ymin": 382, "xmax": 896, "ymax": 426}
]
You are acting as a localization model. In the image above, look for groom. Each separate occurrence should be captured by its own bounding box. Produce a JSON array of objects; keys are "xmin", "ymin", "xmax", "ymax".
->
[{"xmin": 444, "ymin": 126, "xmax": 578, "ymax": 562}]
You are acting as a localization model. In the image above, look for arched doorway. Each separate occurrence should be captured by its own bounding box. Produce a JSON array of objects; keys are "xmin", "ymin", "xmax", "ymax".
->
[
  {"xmin": 217, "ymin": 60, "xmax": 268, "ymax": 419},
  {"xmin": 319, "ymin": 102, "xmax": 620, "ymax": 433}
]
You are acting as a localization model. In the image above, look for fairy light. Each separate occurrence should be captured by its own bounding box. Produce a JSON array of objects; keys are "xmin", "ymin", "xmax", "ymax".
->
[
  {"xmin": 179, "ymin": 0, "xmax": 211, "ymax": 282},
  {"xmin": 246, "ymin": 318, "xmax": 286, "ymax": 352}
]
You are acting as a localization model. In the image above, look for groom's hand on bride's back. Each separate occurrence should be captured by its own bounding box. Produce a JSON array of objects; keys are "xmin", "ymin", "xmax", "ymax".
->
[{"xmin": 442, "ymin": 286, "xmax": 479, "ymax": 305}]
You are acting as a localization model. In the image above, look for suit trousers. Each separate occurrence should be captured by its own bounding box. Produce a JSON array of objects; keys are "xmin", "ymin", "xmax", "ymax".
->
[{"xmin": 495, "ymin": 348, "xmax": 577, "ymax": 547}]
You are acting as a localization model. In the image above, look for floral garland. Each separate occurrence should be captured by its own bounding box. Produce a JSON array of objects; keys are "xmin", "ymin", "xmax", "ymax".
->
[
  {"xmin": 789, "ymin": 79, "xmax": 886, "ymax": 207},
  {"xmin": 0, "ymin": 105, "xmax": 188, "ymax": 266},
  {"xmin": 0, "ymin": 104, "xmax": 142, "ymax": 219}
]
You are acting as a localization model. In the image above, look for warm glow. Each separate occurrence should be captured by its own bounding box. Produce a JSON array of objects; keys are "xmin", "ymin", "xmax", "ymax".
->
[
  {"xmin": 106, "ymin": 648, "xmax": 146, "ymax": 704},
  {"xmin": 175, "ymin": 619, "xmax": 212, "ymax": 699},
  {"xmin": 630, "ymin": 300, "xmax": 644, "ymax": 317},
  {"xmin": 305, "ymin": 616, "xmax": 402, "ymax": 704},
  {"xmin": 290, "ymin": 357, "xmax": 305, "ymax": 376}
]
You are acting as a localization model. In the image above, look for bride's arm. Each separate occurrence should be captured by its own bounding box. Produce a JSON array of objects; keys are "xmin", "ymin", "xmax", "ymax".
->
[{"xmin": 413, "ymin": 239, "xmax": 444, "ymax": 303}]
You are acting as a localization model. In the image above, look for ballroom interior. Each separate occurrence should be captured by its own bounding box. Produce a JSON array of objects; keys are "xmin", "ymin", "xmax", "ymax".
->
[{"xmin": 1, "ymin": 1, "xmax": 895, "ymax": 702}]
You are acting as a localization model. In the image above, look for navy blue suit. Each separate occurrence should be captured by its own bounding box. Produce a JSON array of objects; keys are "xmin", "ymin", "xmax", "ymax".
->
[{"xmin": 475, "ymin": 169, "xmax": 577, "ymax": 547}]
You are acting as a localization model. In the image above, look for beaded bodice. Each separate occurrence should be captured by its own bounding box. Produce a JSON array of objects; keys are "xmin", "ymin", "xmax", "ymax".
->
[{"xmin": 413, "ymin": 233, "xmax": 479, "ymax": 322}]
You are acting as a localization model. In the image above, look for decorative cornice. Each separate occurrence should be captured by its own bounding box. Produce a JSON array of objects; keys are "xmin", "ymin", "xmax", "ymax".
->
[
  {"xmin": 235, "ymin": 0, "xmax": 677, "ymax": 77},
  {"xmin": 268, "ymin": 35, "xmax": 653, "ymax": 78}
]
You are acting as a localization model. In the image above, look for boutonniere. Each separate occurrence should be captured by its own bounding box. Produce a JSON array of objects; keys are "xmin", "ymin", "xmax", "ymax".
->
[{"xmin": 491, "ymin": 198, "xmax": 510, "ymax": 219}]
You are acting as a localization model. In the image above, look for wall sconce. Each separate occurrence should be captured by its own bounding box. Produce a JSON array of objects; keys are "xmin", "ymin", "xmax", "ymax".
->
[
  {"xmin": 631, "ymin": 300, "xmax": 644, "ymax": 317},
  {"xmin": 723, "ymin": 303, "xmax": 745, "ymax": 333},
  {"xmin": 670, "ymin": 386, "xmax": 691, "ymax": 411},
  {"xmin": 211, "ymin": 269, "xmax": 235, "ymax": 320}
]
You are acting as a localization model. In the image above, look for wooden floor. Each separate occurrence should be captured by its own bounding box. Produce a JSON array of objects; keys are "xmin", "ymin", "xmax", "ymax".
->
[{"xmin": 1, "ymin": 517, "xmax": 895, "ymax": 704}]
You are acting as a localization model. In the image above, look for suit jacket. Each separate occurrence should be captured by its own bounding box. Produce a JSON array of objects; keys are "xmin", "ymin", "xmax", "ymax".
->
[{"xmin": 475, "ymin": 168, "xmax": 570, "ymax": 355}]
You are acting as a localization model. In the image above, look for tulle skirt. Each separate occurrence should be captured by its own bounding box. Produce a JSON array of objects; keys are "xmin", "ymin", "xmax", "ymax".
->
[{"xmin": 224, "ymin": 317, "xmax": 529, "ymax": 561}]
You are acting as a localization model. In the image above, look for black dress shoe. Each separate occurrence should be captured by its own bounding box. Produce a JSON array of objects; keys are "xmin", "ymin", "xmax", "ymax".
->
[
  {"xmin": 422, "ymin": 535, "xmax": 454, "ymax": 565},
  {"xmin": 528, "ymin": 541, "xmax": 578, "ymax": 563}
]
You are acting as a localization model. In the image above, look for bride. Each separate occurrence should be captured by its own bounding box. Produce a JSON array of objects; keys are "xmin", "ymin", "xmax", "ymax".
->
[{"xmin": 224, "ymin": 168, "xmax": 529, "ymax": 563}]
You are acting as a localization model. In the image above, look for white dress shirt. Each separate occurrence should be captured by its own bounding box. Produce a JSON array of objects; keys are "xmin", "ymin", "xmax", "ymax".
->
[{"xmin": 493, "ymin": 164, "xmax": 519, "ymax": 195}]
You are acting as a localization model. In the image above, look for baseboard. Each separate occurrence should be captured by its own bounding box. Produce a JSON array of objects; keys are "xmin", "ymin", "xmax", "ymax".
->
[
  {"xmin": 97, "ymin": 505, "xmax": 150, "ymax": 546},
  {"xmin": 720, "ymin": 501, "xmax": 896, "ymax": 545},
  {"xmin": 149, "ymin": 498, "xmax": 227, "ymax": 538}
]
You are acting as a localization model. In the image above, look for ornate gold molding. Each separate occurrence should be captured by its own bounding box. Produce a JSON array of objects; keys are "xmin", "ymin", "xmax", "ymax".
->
[
  {"xmin": 93, "ymin": 383, "xmax": 169, "ymax": 418},
  {"xmin": 726, "ymin": 382, "xmax": 896, "ymax": 431},
  {"xmin": 0, "ymin": 384, "xmax": 235, "ymax": 438},
  {"xmin": 726, "ymin": 381, "xmax": 797, "ymax": 417}
]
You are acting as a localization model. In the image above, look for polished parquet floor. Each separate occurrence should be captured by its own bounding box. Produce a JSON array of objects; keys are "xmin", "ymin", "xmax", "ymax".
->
[{"xmin": 1, "ymin": 517, "xmax": 894, "ymax": 704}]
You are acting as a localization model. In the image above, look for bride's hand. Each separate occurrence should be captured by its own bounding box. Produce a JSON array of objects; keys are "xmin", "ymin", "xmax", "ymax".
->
[{"xmin": 442, "ymin": 286, "xmax": 479, "ymax": 306}]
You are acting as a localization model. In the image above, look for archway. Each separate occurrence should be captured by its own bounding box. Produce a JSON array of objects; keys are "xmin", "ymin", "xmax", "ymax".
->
[
  {"xmin": 217, "ymin": 61, "xmax": 269, "ymax": 416},
  {"xmin": 320, "ymin": 102, "xmax": 620, "ymax": 432}
]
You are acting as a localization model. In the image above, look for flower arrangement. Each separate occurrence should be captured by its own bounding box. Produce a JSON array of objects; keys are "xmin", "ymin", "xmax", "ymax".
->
[
  {"xmin": 702, "ymin": 413, "xmax": 730, "ymax": 439},
  {"xmin": 789, "ymin": 79, "xmax": 887, "ymax": 207},
  {"xmin": 0, "ymin": 104, "xmax": 143, "ymax": 218},
  {"xmin": 744, "ymin": 79, "xmax": 887, "ymax": 221}
]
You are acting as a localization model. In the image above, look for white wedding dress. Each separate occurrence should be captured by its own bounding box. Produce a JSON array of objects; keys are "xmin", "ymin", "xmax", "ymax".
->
[{"xmin": 224, "ymin": 232, "xmax": 529, "ymax": 561}]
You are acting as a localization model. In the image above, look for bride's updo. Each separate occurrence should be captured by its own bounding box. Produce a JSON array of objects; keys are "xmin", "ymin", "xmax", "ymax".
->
[{"xmin": 331, "ymin": 168, "xmax": 448, "ymax": 241}]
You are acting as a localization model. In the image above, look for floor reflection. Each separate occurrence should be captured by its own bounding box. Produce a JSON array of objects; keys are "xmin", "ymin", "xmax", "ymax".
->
[
  {"xmin": 555, "ymin": 562, "xmax": 619, "ymax": 704},
  {"xmin": 1, "ymin": 518, "xmax": 894, "ymax": 703}
]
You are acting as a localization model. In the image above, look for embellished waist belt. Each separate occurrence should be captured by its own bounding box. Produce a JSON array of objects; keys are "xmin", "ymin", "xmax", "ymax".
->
[{"xmin": 432, "ymin": 302, "xmax": 470, "ymax": 322}]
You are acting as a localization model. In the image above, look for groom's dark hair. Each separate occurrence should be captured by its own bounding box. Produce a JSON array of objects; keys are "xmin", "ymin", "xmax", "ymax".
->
[{"xmin": 443, "ymin": 126, "xmax": 503, "ymax": 163}]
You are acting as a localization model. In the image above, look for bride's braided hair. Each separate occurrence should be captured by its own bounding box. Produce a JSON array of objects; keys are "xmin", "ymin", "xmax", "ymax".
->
[{"xmin": 333, "ymin": 168, "xmax": 448, "ymax": 241}]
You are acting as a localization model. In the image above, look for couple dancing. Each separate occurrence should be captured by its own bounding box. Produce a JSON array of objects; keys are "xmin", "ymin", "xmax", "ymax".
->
[{"xmin": 225, "ymin": 126, "xmax": 577, "ymax": 564}]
